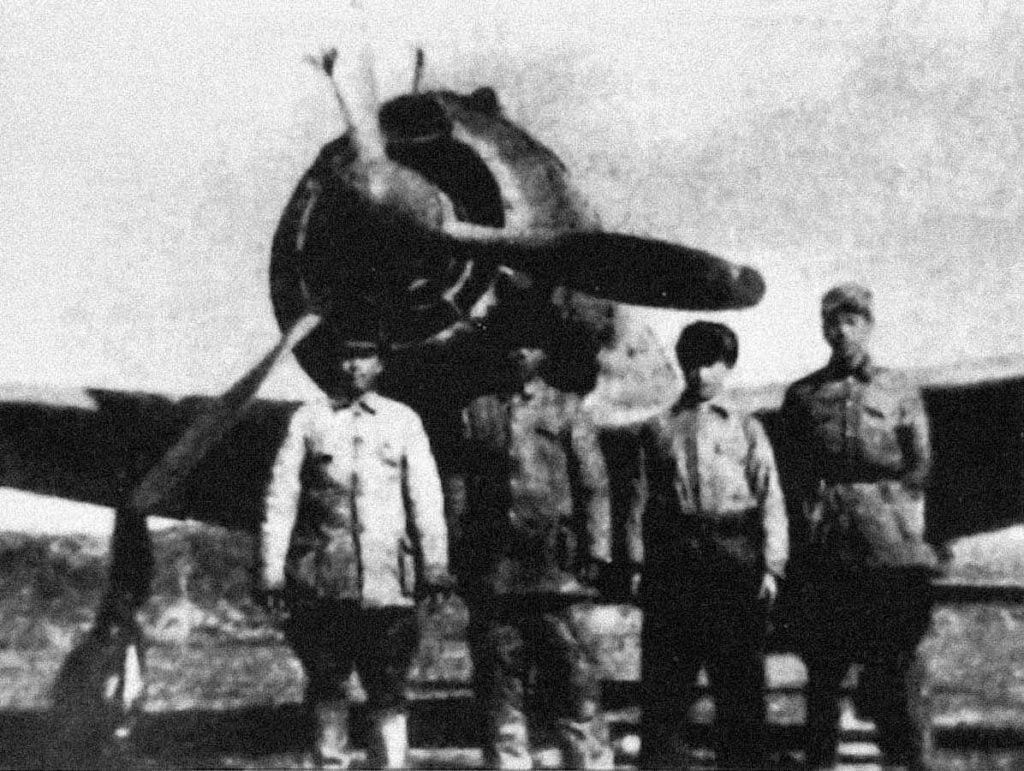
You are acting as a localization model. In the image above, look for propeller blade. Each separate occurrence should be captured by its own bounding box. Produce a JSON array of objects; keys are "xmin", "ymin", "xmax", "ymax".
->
[
  {"xmin": 128, "ymin": 311, "xmax": 322, "ymax": 517},
  {"xmin": 469, "ymin": 230, "xmax": 766, "ymax": 310},
  {"xmin": 329, "ymin": 2, "xmax": 387, "ymax": 162}
]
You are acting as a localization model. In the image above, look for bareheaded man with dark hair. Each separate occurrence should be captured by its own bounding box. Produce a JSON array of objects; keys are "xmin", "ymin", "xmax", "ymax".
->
[
  {"xmin": 783, "ymin": 283, "xmax": 937, "ymax": 769},
  {"xmin": 634, "ymin": 321, "xmax": 788, "ymax": 769}
]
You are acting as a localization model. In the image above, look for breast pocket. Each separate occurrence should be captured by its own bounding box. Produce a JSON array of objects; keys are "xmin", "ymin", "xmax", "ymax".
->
[
  {"xmin": 375, "ymin": 440, "xmax": 403, "ymax": 481},
  {"xmin": 859, "ymin": 392, "xmax": 902, "ymax": 470},
  {"xmin": 862, "ymin": 391, "xmax": 899, "ymax": 427},
  {"xmin": 529, "ymin": 426, "xmax": 565, "ymax": 478},
  {"xmin": 708, "ymin": 435, "xmax": 755, "ymax": 511}
]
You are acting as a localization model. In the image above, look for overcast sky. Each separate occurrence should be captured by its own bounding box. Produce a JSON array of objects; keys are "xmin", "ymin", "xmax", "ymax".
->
[{"xmin": 1, "ymin": 0, "xmax": 1021, "ymax": 404}]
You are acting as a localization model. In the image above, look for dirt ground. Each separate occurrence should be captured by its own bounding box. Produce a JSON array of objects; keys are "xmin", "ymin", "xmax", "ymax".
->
[
  {"xmin": 2, "ymin": 611, "xmax": 1024, "ymax": 768},
  {"xmin": 2, "ymin": 527, "xmax": 1024, "ymax": 768}
]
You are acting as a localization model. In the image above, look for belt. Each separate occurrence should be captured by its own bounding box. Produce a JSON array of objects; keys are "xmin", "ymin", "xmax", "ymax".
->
[
  {"xmin": 675, "ymin": 511, "xmax": 754, "ymax": 535},
  {"xmin": 821, "ymin": 472, "xmax": 901, "ymax": 485}
]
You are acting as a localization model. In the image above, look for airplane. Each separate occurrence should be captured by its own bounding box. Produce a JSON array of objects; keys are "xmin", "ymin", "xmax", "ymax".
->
[
  {"xmin": 0, "ymin": 36, "xmax": 770, "ymax": 748},
  {"xmin": 1, "ymin": 28, "xmax": 1021, "ymax": 758}
]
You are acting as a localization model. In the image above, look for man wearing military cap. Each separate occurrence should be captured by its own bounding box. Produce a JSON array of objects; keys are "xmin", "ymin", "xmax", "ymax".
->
[
  {"xmin": 783, "ymin": 282, "xmax": 936, "ymax": 769},
  {"xmin": 260, "ymin": 335, "xmax": 453, "ymax": 768}
]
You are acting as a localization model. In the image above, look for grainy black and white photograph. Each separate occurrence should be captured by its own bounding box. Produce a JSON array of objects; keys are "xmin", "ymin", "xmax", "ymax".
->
[{"xmin": 1, "ymin": 0, "xmax": 1022, "ymax": 768}]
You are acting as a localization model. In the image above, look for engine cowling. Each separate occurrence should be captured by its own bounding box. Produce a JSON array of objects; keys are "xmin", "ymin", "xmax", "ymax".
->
[{"xmin": 270, "ymin": 87, "xmax": 612, "ymax": 408}]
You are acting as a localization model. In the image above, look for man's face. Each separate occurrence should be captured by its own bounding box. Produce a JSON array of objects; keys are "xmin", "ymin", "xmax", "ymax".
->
[
  {"xmin": 682, "ymin": 360, "xmax": 731, "ymax": 402},
  {"xmin": 508, "ymin": 347, "xmax": 547, "ymax": 383},
  {"xmin": 335, "ymin": 352, "xmax": 383, "ymax": 398},
  {"xmin": 823, "ymin": 311, "xmax": 873, "ymax": 369}
]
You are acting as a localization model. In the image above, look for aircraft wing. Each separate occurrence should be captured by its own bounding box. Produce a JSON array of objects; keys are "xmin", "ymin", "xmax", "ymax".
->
[
  {"xmin": 593, "ymin": 355, "xmax": 1024, "ymax": 548},
  {"xmin": 739, "ymin": 357, "xmax": 1024, "ymax": 545},
  {"xmin": 910, "ymin": 359, "xmax": 1024, "ymax": 543},
  {"xmin": 0, "ymin": 357, "xmax": 1021, "ymax": 542},
  {"xmin": 0, "ymin": 383, "xmax": 295, "ymax": 529}
]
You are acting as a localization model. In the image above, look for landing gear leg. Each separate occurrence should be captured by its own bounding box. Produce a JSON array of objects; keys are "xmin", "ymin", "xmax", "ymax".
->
[{"xmin": 48, "ymin": 505, "xmax": 152, "ymax": 766}]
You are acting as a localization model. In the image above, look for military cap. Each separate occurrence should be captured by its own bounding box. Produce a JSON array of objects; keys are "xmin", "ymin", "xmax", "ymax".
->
[
  {"xmin": 335, "ymin": 338, "xmax": 384, "ymax": 356},
  {"xmin": 327, "ymin": 325, "xmax": 393, "ymax": 357},
  {"xmin": 821, "ymin": 282, "xmax": 873, "ymax": 321}
]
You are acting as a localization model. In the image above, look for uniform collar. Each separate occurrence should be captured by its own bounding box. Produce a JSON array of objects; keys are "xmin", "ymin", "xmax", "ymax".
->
[
  {"xmin": 330, "ymin": 391, "xmax": 379, "ymax": 414},
  {"xmin": 671, "ymin": 392, "xmax": 732, "ymax": 417},
  {"xmin": 513, "ymin": 377, "xmax": 551, "ymax": 402},
  {"xmin": 826, "ymin": 354, "xmax": 874, "ymax": 382}
]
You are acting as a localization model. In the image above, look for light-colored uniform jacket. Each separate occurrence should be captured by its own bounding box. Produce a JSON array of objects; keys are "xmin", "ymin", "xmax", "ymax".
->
[
  {"xmin": 637, "ymin": 395, "xmax": 788, "ymax": 582},
  {"xmin": 262, "ymin": 393, "xmax": 448, "ymax": 608}
]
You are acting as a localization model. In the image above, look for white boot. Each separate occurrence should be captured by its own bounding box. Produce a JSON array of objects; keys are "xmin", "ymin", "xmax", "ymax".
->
[
  {"xmin": 312, "ymin": 699, "xmax": 350, "ymax": 768},
  {"xmin": 558, "ymin": 716, "xmax": 616, "ymax": 769},
  {"xmin": 367, "ymin": 707, "xmax": 409, "ymax": 769},
  {"xmin": 487, "ymin": 711, "xmax": 533, "ymax": 770}
]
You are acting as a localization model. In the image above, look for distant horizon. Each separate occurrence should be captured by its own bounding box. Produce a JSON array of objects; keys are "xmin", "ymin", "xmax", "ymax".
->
[
  {"xmin": 2, "ymin": 486, "xmax": 1019, "ymax": 576},
  {"xmin": 0, "ymin": 489, "xmax": 177, "ymax": 538}
]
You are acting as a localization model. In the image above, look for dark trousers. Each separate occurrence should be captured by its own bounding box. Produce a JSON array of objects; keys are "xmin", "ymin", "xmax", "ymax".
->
[
  {"xmin": 466, "ymin": 598, "xmax": 610, "ymax": 769},
  {"xmin": 640, "ymin": 575, "xmax": 769, "ymax": 770},
  {"xmin": 799, "ymin": 571, "xmax": 933, "ymax": 768},
  {"xmin": 285, "ymin": 598, "xmax": 420, "ymax": 709}
]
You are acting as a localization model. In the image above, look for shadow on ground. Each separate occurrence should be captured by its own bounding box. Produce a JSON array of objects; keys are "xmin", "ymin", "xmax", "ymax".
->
[{"xmin": 5, "ymin": 688, "xmax": 1024, "ymax": 770}]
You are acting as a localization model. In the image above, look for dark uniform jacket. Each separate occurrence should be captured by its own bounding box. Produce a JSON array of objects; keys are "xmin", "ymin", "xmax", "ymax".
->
[
  {"xmin": 453, "ymin": 380, "xmax": 612, "ymax": 598},
  {"xmin": 782, "ymin": 357, "xmax": 936, "ymax": 573},
  {"xmin": 636, "ymin": 395, "xmax": 788, "ymax": 588},
  {"xmin": 262, "ymin": 394, "xmax": 448, "ymax": 607}
]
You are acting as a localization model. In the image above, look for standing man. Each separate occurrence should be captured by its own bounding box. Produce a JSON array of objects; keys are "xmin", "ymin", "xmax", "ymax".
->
[
  {"xmin": 783, "ymin": 283, "xmax": 937, "ymax": 769},
  {"xmin": 260, "ymin": 339, "xmax": 452, "ymax": 769},
  {"xmin": 451, "ymin": 346, "xmax": 614, "ymax": 770},
  {"xmin": 635, "ymin": 321, "xmax": 788, "ymax": 769}
]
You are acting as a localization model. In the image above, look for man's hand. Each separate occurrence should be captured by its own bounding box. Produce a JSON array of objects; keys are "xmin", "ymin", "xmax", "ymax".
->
[
  {"xmin": 628, "ymin": 570, "xmax": 642, "ymax": 600},
  {"xmin": 418, "ymin": 573, "xmax": 457, "ymax": 610},
  {"xmin": 758, "ymin": 572, "xmax": 779, "ymax": 608},
  {"xmin": 580, "ymin": 559, "xmax": 608, "ymax": 586},
  {"xmin": 900, "ymin": 472, "xmax": 927, "ymax": 497},
  {"xmin": 256, "ymin": 585, "xmax": 290, "ymax": 624}
]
